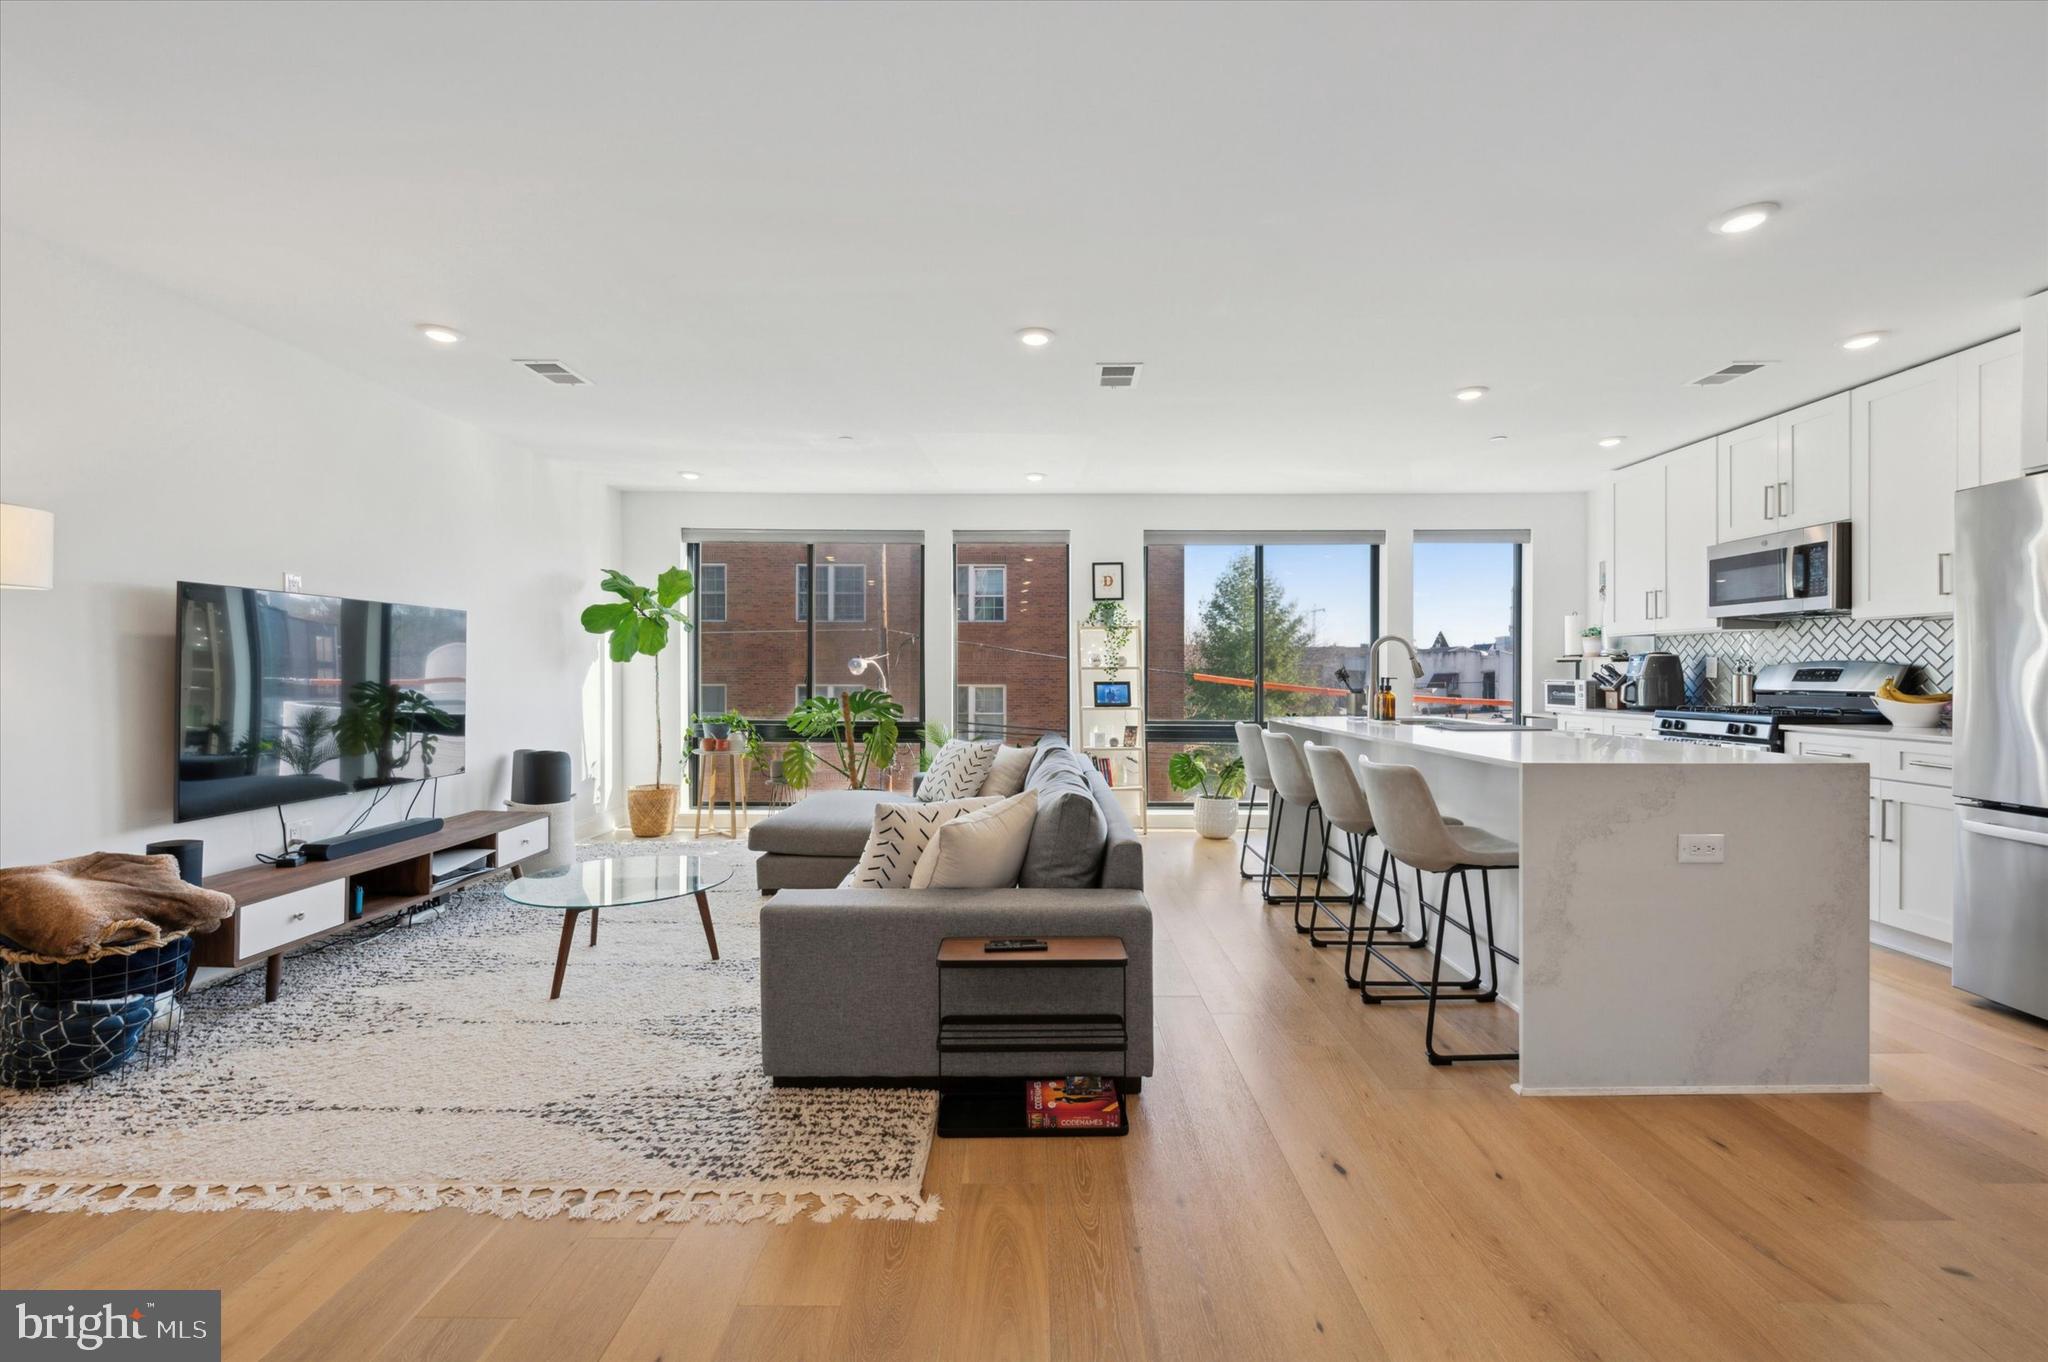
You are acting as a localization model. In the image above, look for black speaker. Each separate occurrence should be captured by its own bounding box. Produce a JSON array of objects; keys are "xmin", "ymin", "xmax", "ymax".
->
[
  {"xmin": 511, "ymin": 749, "xmax": 573, "ymax": 805},
  {"xmin": 146, "ymin": 838, "xmax": 205, "ymax": 885}
]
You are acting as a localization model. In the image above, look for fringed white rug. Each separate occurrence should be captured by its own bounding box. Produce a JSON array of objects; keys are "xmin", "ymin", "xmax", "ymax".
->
[{"xmin": 0, "ymin": 836, "xmax": 939, "ymax": 1224}]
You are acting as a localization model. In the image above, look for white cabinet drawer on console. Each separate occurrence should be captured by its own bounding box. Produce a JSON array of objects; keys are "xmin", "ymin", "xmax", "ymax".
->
[
  {"xmin": 237, "ymin": 881, "xmax": 347, "ymax": 959},
  {"xmin": 498, "ymin": 817, "xmax": 551, "ymax": 864},
  {"xmin": 1881, "ymin": 744, "xmax": 1955, "ymax": 788}
]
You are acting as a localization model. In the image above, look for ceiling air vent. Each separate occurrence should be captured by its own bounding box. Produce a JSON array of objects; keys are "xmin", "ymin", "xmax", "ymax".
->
[
  {"xmin": 513, "ymin": 359, "xmax": 590, "ymax": 387},
  {"xmin": 1688, "ymin": 360, "xmax": 1772, "ymax": 387},
  {"xmin": 1098, "ymin": 363, "xmax": 1142, "ymax": 389}
]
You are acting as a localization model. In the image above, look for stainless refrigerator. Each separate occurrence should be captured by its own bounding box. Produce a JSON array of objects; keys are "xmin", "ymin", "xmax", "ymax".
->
[{"xmin": 1952, "ymin": 473, "xmax": 2048, "ymax": 1019}]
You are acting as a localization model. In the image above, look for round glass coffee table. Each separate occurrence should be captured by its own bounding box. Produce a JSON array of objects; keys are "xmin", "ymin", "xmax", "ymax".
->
[{"xmin": 503, "ymin": 855, "xmax": 733, "ymax": 999}]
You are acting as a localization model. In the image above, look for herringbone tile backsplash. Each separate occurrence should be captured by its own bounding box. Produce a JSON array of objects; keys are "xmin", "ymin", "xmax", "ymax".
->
[{"xmin": 1651, "ymin": 615, "xmax": 1953, "ymax": 706}]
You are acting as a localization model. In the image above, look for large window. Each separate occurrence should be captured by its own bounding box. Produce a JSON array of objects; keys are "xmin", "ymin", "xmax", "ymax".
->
[
  {"xmin": 690, "ymin": 536, "xmax": 923, "ymax": 794},
  {"xmin": 953, "ymin": 540, "xmax": 1068, "ymax": 744},
  {"xmin": 1412, "ymin": 534, "xmax": 1523, "ymax": 724},
  {"xmin": 1144, "ymin": 536, "xmax": 1379, "ymax": 802}
]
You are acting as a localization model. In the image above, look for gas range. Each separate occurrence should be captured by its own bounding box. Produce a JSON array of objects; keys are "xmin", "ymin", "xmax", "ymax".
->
[{"xmin": 1651, "ymin": 660, "xmax": 1907, "ymax": 751}]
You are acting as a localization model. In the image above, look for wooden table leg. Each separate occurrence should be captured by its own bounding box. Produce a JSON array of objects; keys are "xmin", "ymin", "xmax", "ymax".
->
[
  {"xmin": 551, "ymin": 911, "xmax": 579, "ymax": 999},
  {"xmin": 264, "ymin": 952, "xmax": 282, "ymax": 1002},
  {"xmin": 695, "ymin": 890, "xmax": 720, "ymax": 961},
  {"xmin": 589, "ymin": 906, "xmax": 599, "ymax": 946},
  {"xmin": 697, "ymin": 759, "xmax": 716, "ymax": 838}
]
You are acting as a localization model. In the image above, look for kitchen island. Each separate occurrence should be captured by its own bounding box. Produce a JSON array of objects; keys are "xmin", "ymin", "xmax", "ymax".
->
[{"xmin": 1269, "ymin": 717, "xmax": 1871, "ymax": 1095}]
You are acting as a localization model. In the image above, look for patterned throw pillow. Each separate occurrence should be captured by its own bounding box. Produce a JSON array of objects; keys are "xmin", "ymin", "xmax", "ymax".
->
[
  {"xmin": 911, "ymin": 790, "xmax": 1040, "ymax": 890},
  {"xmin": 919, "ymin": 739, "xmax": 1001, "ymax": 802},
  {"xmin": 846, "ymin": 797, "xmax": 999, "ymax": 889},
  {"xmin": 978, "ymin": 743, "xmax": 1034, "ymax": 799}
]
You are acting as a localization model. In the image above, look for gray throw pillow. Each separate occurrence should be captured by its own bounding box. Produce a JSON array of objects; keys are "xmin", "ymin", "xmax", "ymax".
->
[{"xmin": 1019, "ymin": 787, "xmax": 1109, "ymax": 888}]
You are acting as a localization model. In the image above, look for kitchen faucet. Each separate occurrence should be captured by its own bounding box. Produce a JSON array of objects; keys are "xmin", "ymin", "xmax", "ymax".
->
[{"xmin": 1356, "ymin": 634, "xmax": 1423, "ymax": 717}]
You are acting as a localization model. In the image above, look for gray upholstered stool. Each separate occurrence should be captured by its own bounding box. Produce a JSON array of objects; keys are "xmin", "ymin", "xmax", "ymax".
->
[
  {"xmin": 1257, "ymin": 730, "xmax": 1343, "ymax": 941},
  {"xmin": 1353, "ymin": 759, "xmax": 1520, "ymax": 1066},
  {"xmin": 1233, "ymin": 721, "xmax": 1274, "ymax": 881},
  {"xmin": 1302, "ymin": 742, "xmax": 1453, "ymax": 989}
]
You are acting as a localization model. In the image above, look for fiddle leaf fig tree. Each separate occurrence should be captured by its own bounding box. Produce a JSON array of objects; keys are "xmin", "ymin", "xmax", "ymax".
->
[{"xmin": 581, "ymin": 566, "xmax": 693, "ymax": 788}]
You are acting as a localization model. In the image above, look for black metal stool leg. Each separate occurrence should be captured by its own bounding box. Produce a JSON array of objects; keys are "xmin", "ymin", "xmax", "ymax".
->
[
  {"xmin": 1238, "ymin": 786, "xmax": 1267, "ymax": 879},
  {"xmin": 1424, "ymin": 867, "xmax": 1520, "ymax": 1066},
  {"xmin": 1258, "ymin": 791, "xmax": 1284, "ymax": 901}
]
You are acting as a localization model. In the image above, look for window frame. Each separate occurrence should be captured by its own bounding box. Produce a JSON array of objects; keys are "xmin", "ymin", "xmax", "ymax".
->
[
  {"xmin": 794, "ymin": 562, "xmax": 867, "ymax": 623},
  {"xmin": 1142, "ymin": 541, "xmax": 1381, "ymax": 797},
  {"xmin": 1410, "ymin": 537, "xmax": 1524, "ymax": 724},
  {"xmin": 955, "ymin": 564, "xmax": 1007, "ymax": 623},
  {"xmin": 955, "ymin": 682, "xmax": 1008, "ymax": 739},
  {"xmin": 697, "ymin": 682, "xmax": 728, "ymax": 715},
  {"xmin": 696, "ymin": 563, "xmax": 727, "ymax": 624}
]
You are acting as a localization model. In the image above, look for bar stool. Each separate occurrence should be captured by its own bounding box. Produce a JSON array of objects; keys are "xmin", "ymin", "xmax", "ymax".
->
[
  {"xmin": 1233, "ymin": 721, "xmax": 1274, "ymax": 881},
  {"xmin": 1257, "ymin": 730, "xmax": 1343, "ymax": 943},
  {"xmin": 1353, "ymin": 760, "xmax": 1521, "ymax": 1066},
  {"xmin": 1302, "ymin": 742, "xmax": 1447, "ymax": 989}
]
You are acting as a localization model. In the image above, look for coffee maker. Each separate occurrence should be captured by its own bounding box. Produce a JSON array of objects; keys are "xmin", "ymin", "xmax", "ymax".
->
[{"xmin": 1619, "ymin": 652, "xmax": 1685, "ymax": 710}]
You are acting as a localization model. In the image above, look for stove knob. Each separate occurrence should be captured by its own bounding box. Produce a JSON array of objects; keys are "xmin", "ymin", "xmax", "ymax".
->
[{"xmin": 1743, "ymin": 723, "xmax": 1759, "ymax": 736}]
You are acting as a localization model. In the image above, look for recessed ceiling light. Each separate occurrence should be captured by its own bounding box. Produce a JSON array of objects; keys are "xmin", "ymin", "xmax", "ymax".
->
[
  {"xmin": 1598, "ymin": 436, "xmax": 1625, "ymax": 448},
  {"xmin": 1841, "ymin": 331, "xmax": 1887, "ymax": 351},
  {"xmin": 1455, "ymin": 386, "xmax": 1488, "ymax": 402},
  {"xmin": 1489, "ymin": 435, "xmax": 1509, "ymax": 443},
  {"xmin": 678, "ymin": 471, "xmax": 701, "ymax": 480},
  {"xmin": 1025, "ymin": 472, "xmax": 1046, "ymax": 482},
  {"xmin": 1017, "ymin": 328, "xmax": 1055, "ymax": 348},
  {"xmin": 415, "ymin": 323, "xmax": 463, "ymax": 344},
  {"xmin": 1709, "ymin": 202, "xmax": 1779, "ymax": 235}
]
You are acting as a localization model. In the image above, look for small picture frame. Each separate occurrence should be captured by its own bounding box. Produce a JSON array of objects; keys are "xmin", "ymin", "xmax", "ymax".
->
[
  {"xmin": 1091, "ymin": 561, "xmax": 1124, "ymax": 600},
  {"xmin": 1123, "ymin": 724, "xmax": 1139, "ymax": 747},
  {"xmin": 1093, "ymin": 680, "xmax": 1132, "ymax": 707}
]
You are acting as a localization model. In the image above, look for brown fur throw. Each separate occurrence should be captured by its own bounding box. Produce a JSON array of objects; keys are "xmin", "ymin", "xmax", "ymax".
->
[{"xmin": 0, "ymin": 853, "xmax": 235, "ymax": 958}]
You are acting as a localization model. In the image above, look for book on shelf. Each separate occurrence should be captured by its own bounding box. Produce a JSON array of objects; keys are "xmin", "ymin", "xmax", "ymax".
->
[{"xmin": 1026, "ymin": 1077, "xmax": 1122, "ymax": 1130}]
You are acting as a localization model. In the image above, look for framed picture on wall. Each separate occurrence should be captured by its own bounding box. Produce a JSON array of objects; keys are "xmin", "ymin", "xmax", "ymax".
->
[{"xmin": 1091, "ymin": 561, "xmax": 1124, "ymax": 600}]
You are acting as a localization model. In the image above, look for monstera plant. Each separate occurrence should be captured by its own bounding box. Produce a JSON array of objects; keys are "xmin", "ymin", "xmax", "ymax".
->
[
  {"xmin": 581, "ymin": 566, "xmax": 693, "ymax": 835},
  {"xmin": 781, "ymin": 689, "xmax": 902, "ymax": 791},
  {"xmin": 335, "ymin": 682, "xmax": 452, "ymax": 783}
]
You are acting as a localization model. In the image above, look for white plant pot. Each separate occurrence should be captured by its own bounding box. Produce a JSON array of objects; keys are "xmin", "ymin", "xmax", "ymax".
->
[{"xmin": 1193, "ymin": 795, "xmax": 1240, "ymax": 840}]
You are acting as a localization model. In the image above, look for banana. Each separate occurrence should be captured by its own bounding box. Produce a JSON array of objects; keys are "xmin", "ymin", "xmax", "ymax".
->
[{"xmin": 1877, "ymin": 679, "xmax": 1949, "ymax": 704}]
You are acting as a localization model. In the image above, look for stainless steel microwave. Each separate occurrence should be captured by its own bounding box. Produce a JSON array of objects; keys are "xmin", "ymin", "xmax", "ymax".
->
[{"xmin": 1707, "ymin": 521, "xmax": 1851, "ymax": 621}]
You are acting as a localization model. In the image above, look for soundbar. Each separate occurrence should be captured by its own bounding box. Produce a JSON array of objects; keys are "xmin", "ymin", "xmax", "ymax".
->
[{"xmin": 303, "ymin": 817, "xmax": 445, "ymax": 861}]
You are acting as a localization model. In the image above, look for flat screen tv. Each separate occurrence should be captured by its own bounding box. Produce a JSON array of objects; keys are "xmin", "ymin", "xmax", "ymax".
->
[{"xmin": 175, "ymin": 582, "xmax": 467, "ymax": 823}]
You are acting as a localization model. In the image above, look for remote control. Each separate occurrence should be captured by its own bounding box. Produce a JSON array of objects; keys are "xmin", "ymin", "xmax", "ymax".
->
[{"xmin": 984, "ymin": 938, "xmax": 1048, "ymax": 952}]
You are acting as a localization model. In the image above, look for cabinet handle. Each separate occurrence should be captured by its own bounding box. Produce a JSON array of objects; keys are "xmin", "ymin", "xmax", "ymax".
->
[
  {"xmin": 1764, "ymin": 484, "xmax": 1775, "ymax": 520},
  {"xmin": 1937, "ymin": 552, "xmax": 1952, "ymax": 595},
  {"xmin": 1804, "ymin": 746, "xmax": 1855, "ymax": 759},
  {"xmin": 288, "ymin": 911, "xmax": 307, "ymax": 922},
  {"xmin": 1778, "ymin": 480, "xmax": 1791, "ymax": 521},
  {"xmin": 1904, "ymin": 757, "xmax": 1952, "ymax": 771},
  {"xmin": 1880, "ymin": 799, "xmax": 1895, "ymax": 844},
  {"xmin": 1644, "ymin": 589, "xmax": 1652, "ymax": 619}
]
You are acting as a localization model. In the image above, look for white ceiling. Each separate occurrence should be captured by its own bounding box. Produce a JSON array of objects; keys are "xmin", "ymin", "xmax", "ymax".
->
[{"xmin": 3, "ymin": 1, "xmax": 2044, "ymax": 494}]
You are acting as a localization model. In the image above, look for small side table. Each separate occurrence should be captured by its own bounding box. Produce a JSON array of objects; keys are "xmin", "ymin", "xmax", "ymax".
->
[
  {"xmin": 934, "ymin": 936, "xmax": 1130, "ymax": 1138},
  {"xmin": 692, "ymin": 747, "xmax": 749, "ymax": 840}
]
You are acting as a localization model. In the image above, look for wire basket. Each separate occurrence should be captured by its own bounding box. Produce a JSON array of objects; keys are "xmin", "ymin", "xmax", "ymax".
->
[{"xmin": 0, "ymin": 919, "xmax": 193, "ymax": 1089}]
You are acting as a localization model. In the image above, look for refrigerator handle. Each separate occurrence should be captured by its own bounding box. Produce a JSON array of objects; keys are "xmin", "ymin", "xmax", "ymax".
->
[{"xmin": 1959, "ymin": 817, "xmax": 2048, "ymax": 849}]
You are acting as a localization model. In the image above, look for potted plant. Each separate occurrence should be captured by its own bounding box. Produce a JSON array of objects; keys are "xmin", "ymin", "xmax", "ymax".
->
[
  {"xmin": 780, "ymin": 689, "xmax": 902, "ymax": 791},
  {"xmin": 1169, "ymin": 747, "xmax": 1246, "ymax": 839},
  {"xmin": 334, "ymin": 682, "xmax": 453, "ymax": 783},
  {"xmin": 1085, "ymin": 600, "xmax": 1136, "ymax": 678},
  {"xmin": 1580, "ymin": 625, "xmax": 1603, "ymax": 657},
  {"xmin": 581, "ymin": 566, "xmax": 693, "ymax": 836}
]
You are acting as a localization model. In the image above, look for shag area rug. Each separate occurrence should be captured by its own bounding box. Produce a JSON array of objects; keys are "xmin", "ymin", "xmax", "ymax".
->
[{"xmin": 0, "ymin": 837, "xmax": 939, "ymax": 1224}]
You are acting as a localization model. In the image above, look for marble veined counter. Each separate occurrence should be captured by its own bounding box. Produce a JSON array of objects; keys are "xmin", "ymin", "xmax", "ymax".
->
[{"xmin": 1268, "ymin": 716, "xmax": 1871, "ymax": 1096}]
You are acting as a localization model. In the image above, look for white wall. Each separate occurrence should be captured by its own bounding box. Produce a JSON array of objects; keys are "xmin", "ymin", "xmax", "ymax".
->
[
  {"xmin": 617, "ymin": 490, "xmax": 1588, "ymax": 805},
  {"xmin": 0, "ymin": 229, "xmax": 620, "ymax": 870}
]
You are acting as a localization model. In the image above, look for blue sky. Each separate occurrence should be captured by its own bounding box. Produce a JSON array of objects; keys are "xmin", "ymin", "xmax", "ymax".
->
[{"xmin": 1175, "ymin": 541, "xmax": 1516, "ymax": 649}]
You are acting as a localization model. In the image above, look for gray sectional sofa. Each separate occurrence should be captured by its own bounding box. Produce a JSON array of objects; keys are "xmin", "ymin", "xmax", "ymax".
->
[{"xmin": 755, "ymin": 734, "xmax": 1152, "ymax": 1085}]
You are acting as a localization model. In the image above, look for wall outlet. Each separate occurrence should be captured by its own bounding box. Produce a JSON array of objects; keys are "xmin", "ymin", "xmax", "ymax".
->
[
  {"xmin": 286, "ymin": 819, "xmax": 314, "ymax": 849},
  {"xmin": 1678, "ymin": 833, "xmax": 1725, "ymax": 864},
  {"xmin": 282, "ymin": 572, "xmax": 303, "ymax": 592}
]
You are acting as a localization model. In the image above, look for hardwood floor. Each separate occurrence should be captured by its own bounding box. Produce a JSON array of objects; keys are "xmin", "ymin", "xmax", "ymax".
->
[{"xmin": 4, "ymin": 831, "xmax": 2044, "ymax": 1361}]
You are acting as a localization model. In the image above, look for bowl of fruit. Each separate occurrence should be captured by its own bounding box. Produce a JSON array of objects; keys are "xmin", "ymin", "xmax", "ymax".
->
[{"xmin": 1872, "ymin": 678, "xmax": 1949, "ymax": 729}]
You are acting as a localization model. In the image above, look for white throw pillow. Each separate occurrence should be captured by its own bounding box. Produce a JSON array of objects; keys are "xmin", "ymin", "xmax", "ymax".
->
[
  {"xmin": 979, "ymin": 743, "xmax": 1034, "ymax": 799},
  {"xmin": 920, "ymin": 739, "xmax": 1001, "ymax": 803},
  {"xmin": 910, "ymin": 790, "xmax": 1040, "ymax": 890},
  {"xmin": 846, "ymin": 797, "xmax": 999, "ymax": 889}
]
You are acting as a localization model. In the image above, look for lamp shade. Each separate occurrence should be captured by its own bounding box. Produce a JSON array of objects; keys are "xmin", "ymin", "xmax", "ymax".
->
[{"xmin": 0, "ymin": 503, "xmax": 54, "ymax": 590}]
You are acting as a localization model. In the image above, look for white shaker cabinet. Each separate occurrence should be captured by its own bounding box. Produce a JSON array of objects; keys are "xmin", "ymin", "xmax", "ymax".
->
[
  {"xmin": 1875, "ymin": 780, "xmax": 1956, "ymax": 944},
  {"xmin": 1957, "ymin": 332, "xmax": 2026, "ymax": 489},
  {"xmin": 1659, "ymin": 438, "xmax": 1718, "ymax": 632},
  {"xmin": 1610, "ymin": 457, "xmax": 1665, "ymax": 635},
  {"xmin": 1717, "ymin": 394, "xmax": 1851, "ymax": 542},
  {"xmin": 1851, "ymin": 357, "xmax": 1959, "ymax": 618}
]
